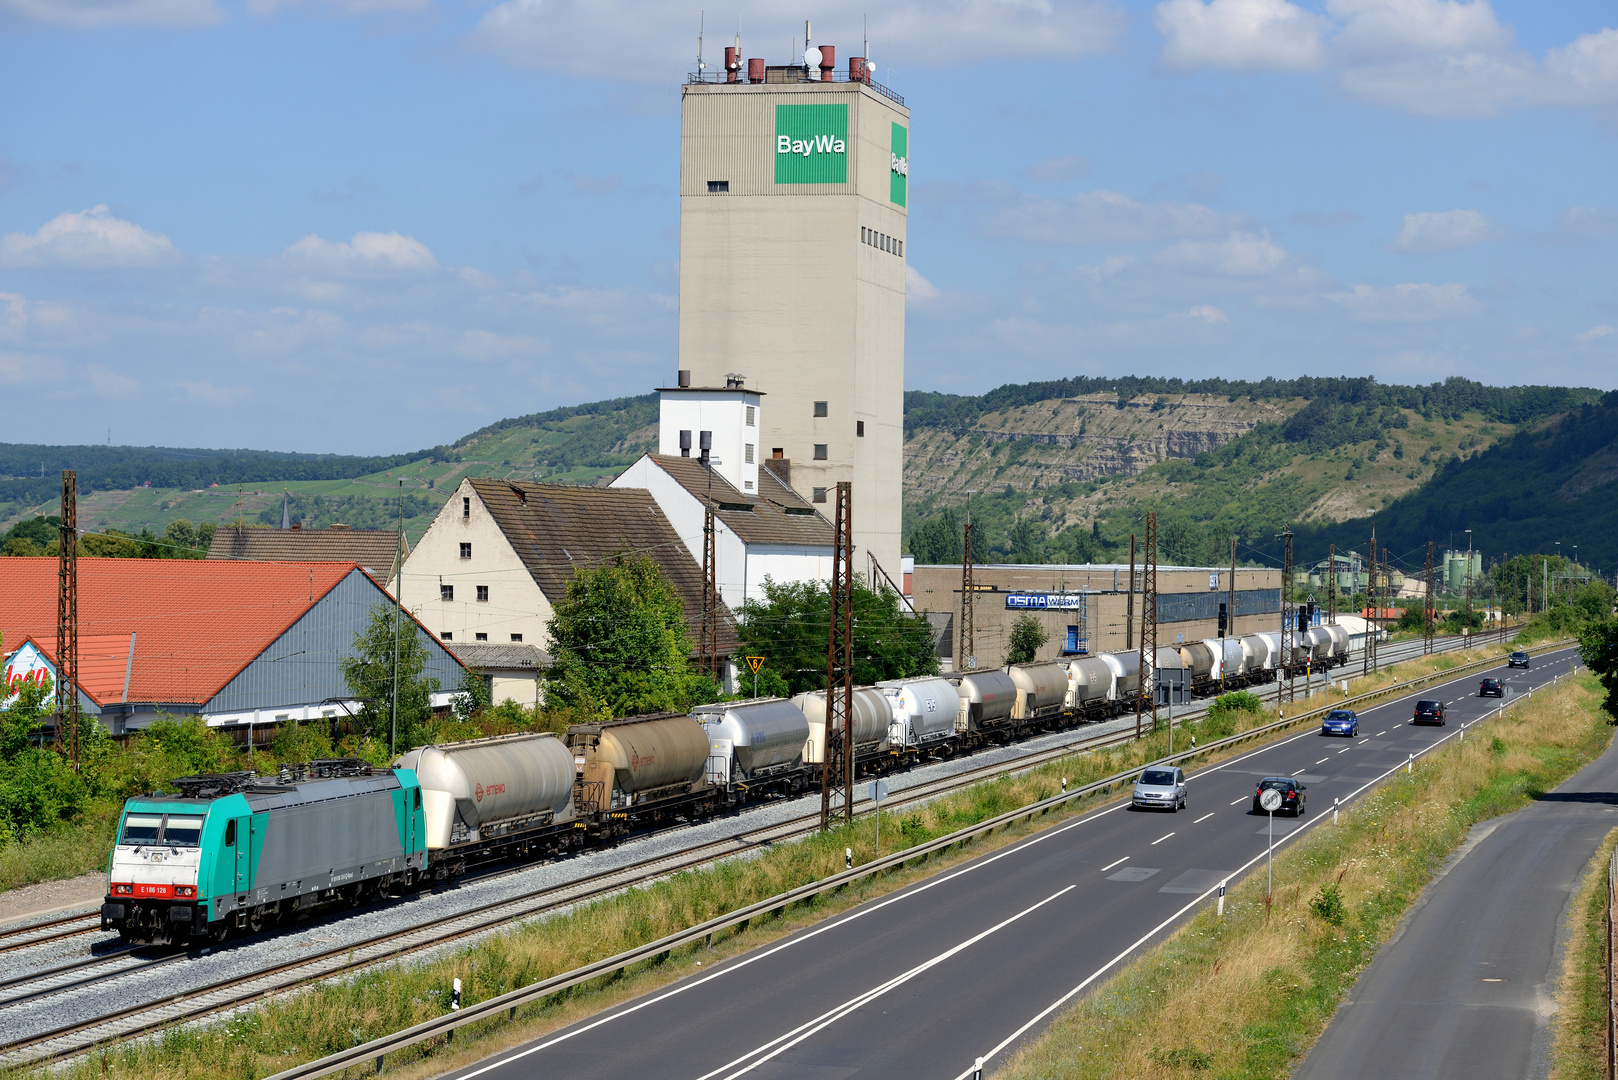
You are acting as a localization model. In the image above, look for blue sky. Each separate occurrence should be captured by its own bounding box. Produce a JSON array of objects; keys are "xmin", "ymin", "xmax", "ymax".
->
[{"xmin": 2, "ymin": 0, "xmax": 1615, "ymax": 455}]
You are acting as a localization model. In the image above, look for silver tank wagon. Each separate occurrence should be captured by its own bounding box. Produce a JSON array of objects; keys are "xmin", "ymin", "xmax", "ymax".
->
[
  {"xmin": 1066, "ymin": 655, "xmax": 1114, "ymax": 711},
  {"xmin": 396, "ymin": 733, "xmax": 576, "ymax": 851},
  {"xmin": 1008, "ymin": 662, "xmax": 1071, "ymax": 720},
  {"xmin": 956, "ymin": 669, "xmax": 1017, "ymax": 731},
  {"xmin": 794, "ymin": 687, "xmax": 893, "ymax": 764},
  {"xmin": 879, "ymin": 678, "xmax": 960, "ymax": 748},
  {"xmin": 693, "ymin": 698, "xmax": 809, "ymax": 783}
]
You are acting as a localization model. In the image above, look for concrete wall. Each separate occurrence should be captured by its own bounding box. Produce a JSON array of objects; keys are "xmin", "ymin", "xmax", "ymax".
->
[
  {"xmin": 657, "ymin": 388, "xmax": 762, "ymax": 495},
  {"xmin": 400, "ymin": 478, "xmax": 555, "ymax": 649},
  {"xmin": 677, "ymin": 80, "xmax": 905, "ymax": 578}
]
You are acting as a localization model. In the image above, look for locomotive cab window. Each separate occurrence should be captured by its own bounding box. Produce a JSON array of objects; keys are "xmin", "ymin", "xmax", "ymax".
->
[
  {"xmin": 164, "ymin": 815, "xmax": 205, "ymax": 847},
  {"xmin": 414, "ymin": 789, "xmax": 422, "ymax": 809},
  {"xmin": 223, "ymin": 820, "xmax": 236, "ymax": 847},
  {"xmin": 121, "ymin": 813, "xmax": 162, "ymax": 845}
]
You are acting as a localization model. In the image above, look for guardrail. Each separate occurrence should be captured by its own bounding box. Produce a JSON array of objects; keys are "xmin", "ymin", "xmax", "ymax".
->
[
  {"xmin": 1609, "ymin": 845, "xmax": 1616, "ymax": 1080},
  {"xmin": 266, "ymin": 638, "xmax": 1574, "ymax": 1080}
]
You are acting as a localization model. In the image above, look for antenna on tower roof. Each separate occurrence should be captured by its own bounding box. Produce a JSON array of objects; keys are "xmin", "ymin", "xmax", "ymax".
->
[{"xmin": 697, "ymin": 10, "xmax": 706, "ymax": 72}]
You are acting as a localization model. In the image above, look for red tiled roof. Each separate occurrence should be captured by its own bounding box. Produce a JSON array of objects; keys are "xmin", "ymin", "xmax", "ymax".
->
[{"xmin": 0, "ymin": 558, "xmax": 354, "ymax": 705}]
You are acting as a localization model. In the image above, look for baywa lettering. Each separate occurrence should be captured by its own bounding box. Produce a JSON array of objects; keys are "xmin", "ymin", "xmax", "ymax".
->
[
  {"xmin": 891, "ymin": 153, "xmax": 908, "ymax": 177},
  {"xmin": 777, "ymin": 133, "xmax": 847, "ymax": 157}
]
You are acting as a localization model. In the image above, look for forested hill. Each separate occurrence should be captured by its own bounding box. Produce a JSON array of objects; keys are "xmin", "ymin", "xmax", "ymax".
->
[{"xmin": 1297, "ymin": 392, "xmax": 1618, "ymax": 573}]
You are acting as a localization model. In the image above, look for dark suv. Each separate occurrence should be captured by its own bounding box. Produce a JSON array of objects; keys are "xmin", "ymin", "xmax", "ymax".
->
[
  {"xmin": 1253, "ymin": 777, "xmax": 1307, "ymax": 817},
  {"xmin": 1509, "ymin": 651, "xmax": 1530, "ymax": 669},
  {"xmin": 1414, "ymin": 699, "xmax": 1446, "ymax": 725},
  {"xmin": 1480, "ymin": 678, "xmax": 1504, "ymax": 698}
]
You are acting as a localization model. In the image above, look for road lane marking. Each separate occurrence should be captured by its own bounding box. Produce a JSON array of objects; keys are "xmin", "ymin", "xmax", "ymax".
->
[
  {"xmin": 1358, "ymin": 738, "xmax": 1370, "ymax": 744},
  {"xmin": 1337, "ymin": 748, "xmax": 1351, "ymax": 754},
  {"xmin": 1315, "ymin": 757, "xmax": 1330, "ymax": 764},
  {"xmin": 1231, "ymin": 797, "xmax": 1247, "ymax": 805},
  {"xmin": 1151, "ymin": 833, "xmax": 1175, "ymax": 845},
  {"xmin": 1193, "ymin": 813, "xmax": 1214, "ymax": 823},
  {"xmin": 1098, "ymin": 856, "xmax": 1130, "ymax": 873}
]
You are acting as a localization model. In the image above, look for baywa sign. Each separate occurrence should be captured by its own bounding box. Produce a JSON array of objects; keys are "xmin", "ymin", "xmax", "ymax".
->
[{"xmin": 775, "ymin": 103, "xmax": 848, "ymax": 184}]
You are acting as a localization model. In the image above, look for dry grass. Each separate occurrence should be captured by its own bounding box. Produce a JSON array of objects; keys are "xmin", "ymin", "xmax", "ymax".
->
[
  {"xmin": 1548, "ymin": 827, "xmax": 1618, "ymax": 1080},
  {"xmin": 998, "ymin": 673, "xmax": 1612, "ymax": 1080}
]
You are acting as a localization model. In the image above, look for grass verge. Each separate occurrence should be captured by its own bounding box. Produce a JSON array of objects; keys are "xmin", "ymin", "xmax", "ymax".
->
[
  {"xmin": 0, "ymin": 806, "xmax": 118, "ymax": 893},
  {"xmin": 1549, "ymin": 826, "xmax": 1618, "ymax": 1080},
  {"xmin": 15, "ymin": 640, "xmax": 1549, "ymax": 1079},
  {"xmin": 997, "ymin": 672, "xmax": 1613, "ymax": 1080}
]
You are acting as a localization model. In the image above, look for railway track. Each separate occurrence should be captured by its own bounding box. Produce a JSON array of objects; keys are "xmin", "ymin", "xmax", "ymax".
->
[
  {"xmin": 0, "ymin": 628, "xmax": 1504, "ymax": 1068},
  {"xmin": 0, "ymin": 912, "xmax": 103, "ymax": 955}
]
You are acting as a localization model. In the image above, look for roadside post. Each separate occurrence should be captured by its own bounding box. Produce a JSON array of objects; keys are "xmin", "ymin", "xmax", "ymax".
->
[
  {"xmin": 869, "ymin": 779, "xmax": 889, "ymax": 858},
  {"xmin": 1260, "ymin": 788, "xmax": 1283, "ymax": 897},
  {"xmin": 746, "ymin": 655, "xmax": 766, "ymax": 698},
  {"xmin": 1217, "ymin": 878, "xmax": 1227, "ymax": 919}
]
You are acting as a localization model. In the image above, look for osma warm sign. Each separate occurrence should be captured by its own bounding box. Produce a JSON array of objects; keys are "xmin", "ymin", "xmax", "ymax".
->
[{"xmin": 774, "ymin": 104, "xmax": 847, "ymax": 184}]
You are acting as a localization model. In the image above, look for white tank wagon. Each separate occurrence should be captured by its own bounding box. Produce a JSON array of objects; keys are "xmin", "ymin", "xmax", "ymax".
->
[
  {"xmin": 795, "ymin": 688, "xmax": 894, "ymax": 766},
  {"xmin": 566, "ymin": 714, "xmax": 714, "ymax": 821},
  {"xmin": 878, "ymin": 678, "xmax": 960, "ymax": 752},
  {"xmin": 1247, "ymin": 632, "xmax": 1283, "ymax": 673},
  {"xmin": 694, "ymin": 697, "xmax": 811, "ymax": 795},
  {"xmin": 395, "ymin": 733, "xmax": 580, "ymax": 873},
  {"xmin": 1305, "ymin": 626, "xmax": 1334, "ymax": 664},
  {"xmin": 1177, "ymin": 641, "xmax": 1217, "ymax": 688},
  {"xmin": 1202, "ymin": 638, "xmax": 1246, "ymax": 684},
  {"xmin": 955, "ymin": 669, "xmax": 1018, "ymax": 739},
  {"xmin": 1066, "ymin": 655, "xmax": 1115, "ymax": 716},
  {"xmin": 1101, "ymin": 651, "xmax": 1140, "ymax": 702},
  {"xmin": 1008, "ymin": 662, "xmax": 1072, "ymax": 723},
  {"xmin": 1322, "ymin": 624, "xmax": 1350, "ymax": 665},
  {"xmin": 1151, "ymin": 647, "xmax": 1187, "ymax": 700}
]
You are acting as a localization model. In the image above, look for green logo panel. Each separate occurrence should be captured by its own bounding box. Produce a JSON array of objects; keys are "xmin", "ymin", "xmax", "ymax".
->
[
  {"xmin": 774, "ymin": 104, "xmax": 848, "ymax": 184},
  {"xmin": 890, "ymin": 123, "xmax": 908, "ymax": 206}
]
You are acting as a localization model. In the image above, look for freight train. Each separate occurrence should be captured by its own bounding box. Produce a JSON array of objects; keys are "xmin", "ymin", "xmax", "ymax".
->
[{"xmin": 101, "ymin": 628, "xmax": 1349, "ymax": 944}]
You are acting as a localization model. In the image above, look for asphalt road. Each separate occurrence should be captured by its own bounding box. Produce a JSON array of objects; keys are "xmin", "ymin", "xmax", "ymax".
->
[
  {"xmin": 1294, "ymin": 661, "xmax": 1615, "ymax": 1080},
  {"xmin": 445, "ymin": 648, "xmax": 1580, "ymax": 1080}
]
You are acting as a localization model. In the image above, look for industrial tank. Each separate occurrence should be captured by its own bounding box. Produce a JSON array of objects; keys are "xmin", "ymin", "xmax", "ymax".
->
[
  {"xmin": 1306, "ymin": 626, "xmax": 1334, "ymax": 662},
  {"xmin": 569, "ymin": 715, "xmax": 710, "ymax": 801},
  {"xmin": 1248, "ymin": 632, "xmax": 1283, "ymax": 671},
  {"xmin": 1178, "ymin": 641, "xmax": 1215, "ymax": 682},
  {"xmin": 1202, "ymin": 638, "xmax": 1245, "ymax": 681},
  {"xmin": 1323, "ymin": 624, "xmax": 1350, "ymax": 661},
  {"xmin": 1067, "ymin": 656, "xmax": 1113, "ymax": 709},
  {"xmin": 1101, "ymin": 651, "xmax": 1140, "ymax": 700},
  {"xmin": 879, "ymin": 678, "xmax": 960, "ymax": 748},
  {"xmin": 1008, "ymin": 662, "xmax": 1070, "ymax": 719},
  {"xmin": 957, "ymin": 669, "xmax": 1017, "ymax": 729},
  {"xmin": 794, "ymin": 688, "xmax": 893, "ymax": 764},
  {"xmin": 692, "ymin": 698, "xmax": 809, "ymax": 780},
  {"xmin": 396, "ymin": 732, "xmax": 575, "ymax": 851}
]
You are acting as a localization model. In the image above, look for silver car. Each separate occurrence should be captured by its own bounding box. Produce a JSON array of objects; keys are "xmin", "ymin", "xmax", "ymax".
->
[{"xmin": 1131, "ymin": 766, "xmax": 1187, "ymax": 812}]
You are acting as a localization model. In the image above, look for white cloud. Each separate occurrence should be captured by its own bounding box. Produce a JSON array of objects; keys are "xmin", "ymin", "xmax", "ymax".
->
[
  {"xmin": 1160, "ymin": 230, "xmax": 1288, "ymax": 275},
  {"xmin": 1558, "ymin": 206, "xmax": 1618, "ymax": 239},
  {"xmin": 906, "ymin": 264, "xmax": 940, "ymax": 302},
  {"xmin": 175, "ymin": 380, "xmax": 251, "ymax": 404},
  {"xmin": 1152, "ymin": 0, "xmax": 1618, "ymax": 116},
  {"xmin": 1021, "ymin": 156, "xmax": 1093, "ymax": 183},
  {"xmin": 1184, "ymin": 304, "xmax": 1230, "ymax": 322},
  {"xmin": 472, "ymin": 0, "xmax": 1125, "ymax": 80},
  {"xmin": 0, "ymin": 206, "xmax": 181, "ymax": 269},
  {"xmin": 1578, "ymin": 325, "xmax": 1616, "ymax": 343},
  {"xmin": 984, "ymin": 190, "xmax": 1243, "ymax": 245},
  {"xmin": 280, "ymin": 231, "xmax": 436, "ymax": 275},
  {"xmin": 88, "ymin": 365, "xmax": 139, "ymax": 398},
  {"xmin": 0, "ymin": 0, "xmax": 219, "ymax": 26},
  {"xmin": 454, "ymin": 329, "xmax": 546, "ymax": 361},
  {"xmin": 1154, "ymin": 0, "xmax": 1328, "ymax": 71},
  {"xmin": 1324, "ymin": 281, "xmax": 1484, "ymax": 321},
  {"xmin": 1390, "ymin": 209, "xmax": 1500, "ymax": 252},
  {"xmin": 245, "ymin": 0, "xmax": 424, "ymax": 13}
]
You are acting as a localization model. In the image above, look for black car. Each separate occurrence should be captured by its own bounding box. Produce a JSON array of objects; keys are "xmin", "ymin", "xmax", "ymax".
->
[
  {"xmin": 1480, "ymin": 678, "xmax": 1504, "ymax": 698},
  {"xmin": 1509, "ymin": 651, "xmax": 1531, "ymax": 669},
  {"xmin": 1253, "ymin": 777, "xmax": 1307, "ymax": 817},
  {"xmin": 1414, "ymin": 699, "xmax": 1446, "ymax": 725}
]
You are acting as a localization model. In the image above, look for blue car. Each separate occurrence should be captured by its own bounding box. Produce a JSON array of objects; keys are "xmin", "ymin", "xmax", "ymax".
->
[{"xmin": 1321, "ymin": 709, "xmax": 1359, "ymax": 737}]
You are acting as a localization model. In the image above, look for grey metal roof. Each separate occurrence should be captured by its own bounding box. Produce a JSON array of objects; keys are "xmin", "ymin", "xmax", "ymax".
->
[{"xmin": 446, "ymin": 642, "xmax": 554, "ymax": 671}]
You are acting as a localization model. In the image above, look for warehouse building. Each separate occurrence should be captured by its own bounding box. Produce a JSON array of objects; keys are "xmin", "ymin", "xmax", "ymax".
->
[
  {"xmin": 910, "ymin": 563, "xmax": 1284, "ymax": 671},
  {"xmin": 0, "ymin": 558, "xmax": 464, "ymax": 735},
  {"xmin": 676, "ymin": 50, "xmax": 907, "ymax": 578}
]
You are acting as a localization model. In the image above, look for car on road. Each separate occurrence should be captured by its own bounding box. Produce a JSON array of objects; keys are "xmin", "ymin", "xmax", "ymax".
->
[
  {"xmin": 1509, "ymin": 651, "xmax": 1531, "ymax": 669},
  {"xmin": 1132, "ymin": 766, "xmax": 1187, "ymax": 812},
  {"xmin": 1253, "ymin": 777, "xmax": 1307, "ymax": 816},
  {"xmin": 1480, "ymin": 678, "xmax": 1504, "ymax": 698},
  {"xmin": 1413, "ymin": 699, "xmax": 1446, "ymax": 725},
  {"xmin": 1321, "ymin": 709, "xmax": 1360, "ymax": 737}
]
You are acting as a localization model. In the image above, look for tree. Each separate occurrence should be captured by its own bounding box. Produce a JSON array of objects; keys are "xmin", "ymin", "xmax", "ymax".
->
[
  {"xmin": 1581, "ymin": 619, "xmax": 1618, "ymax": 720},
  {"xmin": 1006, "ymin": 613, "xmax": 1049, "ymax": 665},
  {"xmin": 906, "ymin": 508, "xmax": 990, "ymax": 564},
  {"xmin": 545, "ymin": 551, "xmax": 715, "ymax": 719},
  {"xmin": 733, "ymin": 577, "xmax": 939, "ymax": 695},
  {"xmin": 340, "ymin": 606, "xmax": 440, "ymax": 753}
]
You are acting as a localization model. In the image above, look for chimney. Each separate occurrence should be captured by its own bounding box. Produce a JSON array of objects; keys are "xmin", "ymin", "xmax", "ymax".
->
[
  {"xmin": 818, "ymin": 45, "xmax": 835, "ymax": 81},
  {"xmin": 724, "ymin": 45, "xmax": 738, "ymax": 83},
  {"xmin": 679, "ymin": 430, "xmax": 692, "ymax": 457},
  {"xmin": 850, "ymin": 57, "xmax": 869, "ymax": 83},
  {"xmin": 699, "ymin": 430, "xmax": 712, "ymax": 465},
  {"xmin": 748, "ymin": 57, "xmax": 764, "ymax": 82},
  {"xmin": 280, "ymin": 492, "xmax": 291, "ymax": 530},
  {"xmin": 678, "ymin": 369, "xmax": 691, "ymax": 388},
  {"xmin": 764, "ymin": 457, "xmax": 791, "ymax": 488}
]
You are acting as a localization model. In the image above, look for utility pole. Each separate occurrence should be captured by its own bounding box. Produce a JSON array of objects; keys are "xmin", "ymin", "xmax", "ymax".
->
[
  {"xmin": 959, "ymin": 494, "xmax": 975, "ymax": 671},
  {"xmin": 391, "ymin": 479, "xmax": 402, "ymax": 756},
  {"xmin": 1126, "ymin": 533, "xmax": 1135, "ymax": 652},
  {"xmin": 1423, "ymin": 541, "xmax": 1436, "ymax": 655},
  {"xmin": 1363, "ymin": 531, "xmax": 1377, "ymax": 676},
  {"xmin": 1464, "ymin": 528, "xmax": 1473, "ymax": 613},
  {"xmin": 820, "ymin": 482, "xmax": 854, "ymax": 831},
  {"xmin": 701, "ymin": 498, "xmax": 718, "ymax": 677},
  {"xmin": 1327, "ymin": 543, "xmax": 1337, "ymax": 626},
  {"xmin": 1135, "ymin": 513, "xmax": 1157, "ymax": 738},
  {"xmin": 1280, "ymin": 527, "xmax": 1294, "ymax": 703},
  {"xmin": 55, "ymin": 471, "xmax": 79, "ymax": 765},
  {"xmin": 1227, "ymin": 536, "xmax": 1237, "ymax": 682}
]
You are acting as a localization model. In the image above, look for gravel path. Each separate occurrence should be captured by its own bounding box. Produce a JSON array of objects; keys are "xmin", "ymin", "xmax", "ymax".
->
[{"xmin": 0, "ymin": 873, "xmax": 105, "ymax": 927}]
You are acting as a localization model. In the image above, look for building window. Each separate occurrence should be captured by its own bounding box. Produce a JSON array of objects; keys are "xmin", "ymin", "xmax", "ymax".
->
[
  {"xmin": 475, "ymin": 632, "xmax": 488, "ymax": 641},
  {"xmin": 744, "ymin": 443, "xmax": 755, "ymax": 464},
  {"xmin": 812, "ymin": 487, "xmax": 828, "ymax": 503},
  {"xmin": 459, "ymin": 542, "xmax": 471, "ymax": 559},
  {"xmin": 510, "ymin": 633, "xmax": 523, "ymax": 642},
  {"xmin": 1066, "ymin": 626, "xmax": 1081, "ymax": 653},
  {"xmin": 857, "ymin": 420, "xmax": 865, "ymax": 437},
  {"xmin": 441, "ymin": 584, "xmax": 454, "ymax": 601},
  {"xmin": 476, "ymin": 585, "xmax": 489, "ymax": 602},
  {"xmin": 814, "ymin": 401, "xmax": 828, "ymax": 417},
  {"xmin": 440, "ymin": 631, "xmax": 452, "ymax": 641},
  {"xmin": 772, "ymin": 447, "xmax": 784, "ymax": 458},
  {"xmin": 707, "ymin": 180, "xmax": 730, "ymax": 193},
  {"xmin": 814, "ymin": 444, "xmax": 828, "ymax": 460},
  {"xmin": 462, "ymin": 496, "xmax": 470, "ymax": 519},
  {"xmin": 861, "ymin": 226, "xmax": 867, "ymax": 242},
  {"xmin": 897, "ymin": 239, "xmax": 903, "ymax": 257},
  {"xmin": 745, "ymin": 405, "xmax": 755, "ymax": 426},
  {"xmin": 744, "ymin": 480, "xmax": 754, "ymax": 490}
]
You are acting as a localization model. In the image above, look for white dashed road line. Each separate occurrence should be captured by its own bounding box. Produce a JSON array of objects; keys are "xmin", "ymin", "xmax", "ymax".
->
[
  {"xmin": 1098, "ymin": 856, "xmax": 1130, "ymax": 873},
  {"xmin": 1193, "ymin": 813, "xmax": 1214, "ymax": 824},
  {"xmin": 1151, "ymin": 833, "xmax": 1174, "ymax": 845}
]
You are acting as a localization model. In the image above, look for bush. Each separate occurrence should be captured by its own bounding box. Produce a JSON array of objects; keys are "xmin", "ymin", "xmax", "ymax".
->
[{"xmin": 1310, "ymin": 881, "xmax": 1347, "ymax": 926}]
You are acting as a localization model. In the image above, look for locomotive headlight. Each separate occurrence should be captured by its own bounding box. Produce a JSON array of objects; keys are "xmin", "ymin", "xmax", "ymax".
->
[
  {"xmin": 175, "ymin": 885, "xmax": 195, "ymax": 897},
  {"xmin": 114, "ymin": 883, "xmax": 133, "ymax": 895}
]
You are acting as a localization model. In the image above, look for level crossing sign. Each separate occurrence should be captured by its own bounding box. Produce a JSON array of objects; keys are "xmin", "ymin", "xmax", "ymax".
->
[{"xmin": 746, "ymin": 656, "xmax": 766, "ymax": 674}]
